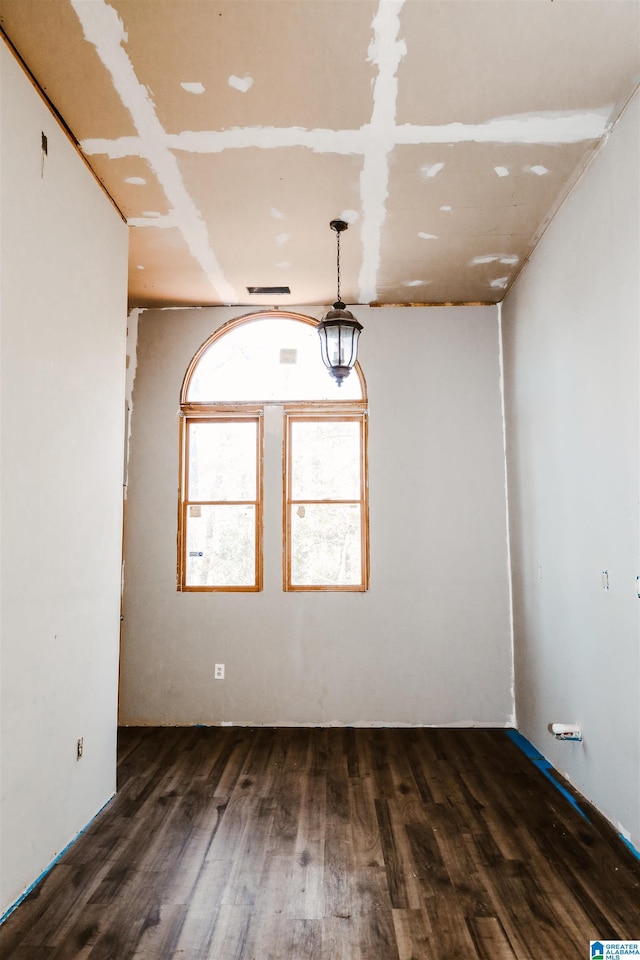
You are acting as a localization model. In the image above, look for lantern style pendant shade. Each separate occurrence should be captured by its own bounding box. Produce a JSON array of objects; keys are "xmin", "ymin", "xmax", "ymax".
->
[
  {"xmin": 317, "ymin": 304, "xmax": 363, "ymax": 385},
  {"xmin": 317, "ymin": 220, "xmax": 363, "ymax": 385}
]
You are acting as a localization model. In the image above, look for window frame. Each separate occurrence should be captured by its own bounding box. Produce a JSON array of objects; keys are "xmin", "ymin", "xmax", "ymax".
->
[
  {"xmin": 177, "ymin": 406, "xmax": 264, "ymax": 592},
  {"xmin": 177, "ymin": 311, "xmax": 368, "ymax": 593},
  {"xmin": 283, "ymin": 404, "xmax": 369, "ymax": 592}
]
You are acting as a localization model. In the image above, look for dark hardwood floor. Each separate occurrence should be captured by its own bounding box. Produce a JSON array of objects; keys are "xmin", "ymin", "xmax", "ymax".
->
[{"xmin": 0, "ymin": 726, "xmax": 638, "ymax": 959}]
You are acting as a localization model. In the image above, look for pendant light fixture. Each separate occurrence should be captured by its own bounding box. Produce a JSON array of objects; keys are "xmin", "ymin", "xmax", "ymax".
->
[{"xmin": 317, "ymin": 219, "xmax": 363, "ymax": 386}]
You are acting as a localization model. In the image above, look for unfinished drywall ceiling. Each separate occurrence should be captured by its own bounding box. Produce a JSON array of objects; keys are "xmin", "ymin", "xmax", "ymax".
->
[{"xmin": 0, "ymin": 0, "xmax": 638, "ymax": 308}]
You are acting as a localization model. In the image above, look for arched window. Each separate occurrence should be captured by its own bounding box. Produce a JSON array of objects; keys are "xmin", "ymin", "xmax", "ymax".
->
[{"xmin": 178, "ymin": 312, "xmax": 368, "ymax": 592}]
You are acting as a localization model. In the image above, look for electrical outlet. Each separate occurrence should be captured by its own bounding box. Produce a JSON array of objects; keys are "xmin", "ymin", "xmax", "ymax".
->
[
  {"xmin": 76, "ymin": 737, "xmax": 84, "ymax": 761},
  {"xmin": 214, "ymin": 663, "xmax": 225, "ymax": 680}
]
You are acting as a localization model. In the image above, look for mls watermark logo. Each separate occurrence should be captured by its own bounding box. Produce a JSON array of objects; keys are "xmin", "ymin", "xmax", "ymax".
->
[{"xmin": 591, "ymin": 942, "xmax": 640, "ymax": 958}]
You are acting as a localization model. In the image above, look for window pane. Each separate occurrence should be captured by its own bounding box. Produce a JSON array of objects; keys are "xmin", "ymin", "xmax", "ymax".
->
[
  {"xmin": 186, "ymin": 317, "xmax": 363, "ymax": 402},
  {"xmin": 188, "ymin": 421, "xmax": 257, "ymax": 501},
  {"xmin": 291, "ymin": 421, "xmax": 360, "ymax": 500},
  {"xmin": 290, "ymin": 503, "xmax": 362, "ymax": 586},
  {"xmin": 185, "ymin": 504, "xmax": 256, "ymax": 587}
]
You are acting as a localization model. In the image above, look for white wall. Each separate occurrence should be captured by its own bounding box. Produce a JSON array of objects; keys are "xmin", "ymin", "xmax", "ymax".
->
[
  {"xmin": 502, "ymin": 92, "xmax": 640, "ymax": 846},
  {"xmin": 0, "ymin": 42, "xmax": 128, "ymax": 914},
  {"xmin": 120, "ymin": 303, "xmax": 513, "ymax": 727}
]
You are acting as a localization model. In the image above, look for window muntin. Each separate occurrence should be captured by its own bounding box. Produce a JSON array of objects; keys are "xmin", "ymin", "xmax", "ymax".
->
[
  {"xmin": 285, "ymin": 413, "xmax": 368, "ymax": 591},
  {"xmin": 180, "ymin": 415, "xmax": 262, "ymax": 591}
]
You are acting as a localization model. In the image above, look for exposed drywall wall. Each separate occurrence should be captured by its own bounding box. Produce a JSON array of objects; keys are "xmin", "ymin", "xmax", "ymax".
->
[
  {"xmin": 120, "ymin": 303, "xmax": 513, "ymax": 727},
  {"xmin": 0, "ymin": 41, "xmax": 128, "ymax": 914},
  {"xmin": 502, "ymin": 91, "xmax": 640, "ymax": 846}
]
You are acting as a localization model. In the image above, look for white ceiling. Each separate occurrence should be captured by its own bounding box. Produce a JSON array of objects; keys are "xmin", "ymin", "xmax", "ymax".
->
[{"xmin": 1, "ymin": 0, "xmax": 638, "ymax": 309}]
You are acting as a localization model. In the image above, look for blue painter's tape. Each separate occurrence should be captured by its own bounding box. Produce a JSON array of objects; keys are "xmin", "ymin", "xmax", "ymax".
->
[
  {"xmin": 619, "ymin": 834, "xmax": 640, "ymax": 862},
  {"xmin": 505, "ymin": 729, "xmax": 589, "ymax": 823},
  {"xmin": 0, "ymin": 794, "xmax": 115, "ymax": 928},
  {"xmin": 505, "ymin": 728, "xmax": 544, "ymax": 761}
]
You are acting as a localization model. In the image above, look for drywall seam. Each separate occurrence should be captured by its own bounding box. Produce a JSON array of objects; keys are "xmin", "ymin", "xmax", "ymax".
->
[
  {"xmin": 123, "ymin": 308, "xmax": 140, "ymax": 497},
  {"xmin": 358, "ymin": 0, "xmax": 406, "ymax": 302},
  {"xmin": 497, "ymin": 302, "xmax": 516, "ymax": 727},
  {"xmin": 71, "ymin": 0, "xmax": 618, "ymax": 308},
  {"xmin": 80, "ymin": 108, "xmax": 614, "ymax": 160},
  {"xmin": 70, "ymin": 0, "xmax": 237, "ymax": 303}
]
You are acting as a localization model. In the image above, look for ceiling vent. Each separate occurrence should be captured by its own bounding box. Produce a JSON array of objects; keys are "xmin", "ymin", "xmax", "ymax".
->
[{"xmin": 247, "ymin": 286, "xmax": 290, "ymax": 296}]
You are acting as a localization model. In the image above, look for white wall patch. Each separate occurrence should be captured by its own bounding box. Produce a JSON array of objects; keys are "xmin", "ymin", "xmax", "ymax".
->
[
  {"xmin": 418, "ymin": 232, "xmax": 437, "ymax": 240},
  {"xmin": 228, "ymin": 75, "xmax": 254, "ymax": 93},
  {"xmin": 181, "ymin": 81, "xmax": 205, "ymax": 94},
  {"xmin": 528, "ymin": 164, "xmax": 549, "ymax": 176},
  {"xmin": 474, "ymin": 255, "xmax": 520, "ymax": 267},
  {"xmin": 276, "ymin": 233, "xmax": 290, "ymax": 247},
  {"xmin": 490, "ymin": 277, "xmax": 509, "ymax": 289},
  {"xmin": 473, "ymin": 255, "xmax": 500, "ymax": 265},
  {"xmin": 125, "ymin": 176, "xmax": 146, "ymax": 185},
  {"xmin": 421, "ymin": 162, "xmax": 445, "ymax": 180},
  {"xmin": 494, "ymin": 166, "xmax": 510, "ymax": 178}
]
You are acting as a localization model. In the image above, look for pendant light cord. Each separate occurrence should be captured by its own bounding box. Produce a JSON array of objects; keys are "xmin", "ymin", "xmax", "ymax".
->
[{"xmin": 336, "ymin": 228, "xmax": 342, "ymax": 306}]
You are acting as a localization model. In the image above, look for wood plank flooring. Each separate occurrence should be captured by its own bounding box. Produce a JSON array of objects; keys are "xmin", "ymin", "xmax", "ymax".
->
[{"xmin": 0, "ymin": 727, "xmax": 639, "ymax": 959}]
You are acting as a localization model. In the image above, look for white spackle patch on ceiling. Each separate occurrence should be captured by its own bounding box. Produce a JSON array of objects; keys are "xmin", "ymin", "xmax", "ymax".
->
[
  {"xmin": 472, "ymin": 255, "xmax": 501, "ymax": 265},
  {"xmin": 418, "ymin": 232, "xmax": 437, "ymax": 240},
  {"xmin": 440, "ymin": 205, "xmax": 453, "ymax": 212},
  {"xmin": 421, "ymin": 162, "xmax": 445, "ymax": 179},
  {"xmin": 472, "ymin": 254, "xmax": 520, "ymax": 267},
  {"xmin": 181, "ymin": 81, "xmax": 205, "ymax": 94},
  {"xmin": 404, "ymin": 279, "xmax": 432, "ymax": 287},
  {"xmin": 490, "ymin": 277, "xmax": 509, "ymax": 289},
  {"xmin": 494, "ymin": 166, "xmax": 510, "ymax": 178},
  {"xmin": 276, "ymin": 233, "xmax": 290, "ymax": 246},
  {"xmin": 125, "ymin": 175, "xmax": 146, "ymax": 185},
  {"xmin": 527, "ymin": 165, "xmax": 550, "ymax": 176},
  {"xmin": 228, "ymin": 75, "xmax": 254, "ymax": 93},
  {"xmin": 270, "ymin": 208, "xmax": 286, "ymax": 220},
  {"xmin": 70, "ymin": 0, "xmax": 238, "ymax": 303}
]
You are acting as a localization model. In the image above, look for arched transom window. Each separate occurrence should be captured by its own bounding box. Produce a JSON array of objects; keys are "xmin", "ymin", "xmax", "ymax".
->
[{"xmin": 178, "ymin": 312, "xmax": 369, "ymax": 592}]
